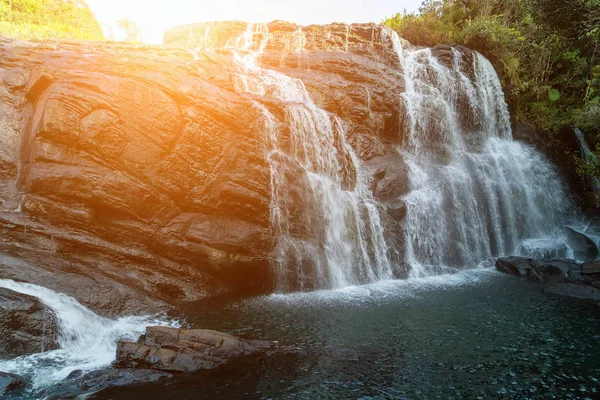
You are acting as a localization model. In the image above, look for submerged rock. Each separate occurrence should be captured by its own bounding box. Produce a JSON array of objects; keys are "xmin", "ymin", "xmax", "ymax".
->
[
  {"xmin": 562, "ymin": 227, "xmax": 599, "ymax": 260},
  {"xmin": 116, "ymin": 326, "xmax": 275, "ymax": 373},
  {"xmin": 0, "ymin": 288, "xmax": 58, "ymax": 359},
  {"xmin": 0, "ymin": 372, "xmax": 27, "ymax": 396},
  {"xmin": 38, "ymin": 368, "xmax": 171, "ymax": 400},
  {"xmin": 543, "ymin": 283, "xmax": 600, "ymax": 302}
]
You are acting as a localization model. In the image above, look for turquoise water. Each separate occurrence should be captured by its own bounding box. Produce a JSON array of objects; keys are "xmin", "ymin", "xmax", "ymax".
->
[{"xmin": 94, "ymin": 269, "xmax": 600, "ymax": 399}]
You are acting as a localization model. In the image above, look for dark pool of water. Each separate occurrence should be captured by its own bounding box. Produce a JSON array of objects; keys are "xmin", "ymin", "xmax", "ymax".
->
[{"xmin": 95, "ymin": 270, "xmax": 600, "ymax": 399}]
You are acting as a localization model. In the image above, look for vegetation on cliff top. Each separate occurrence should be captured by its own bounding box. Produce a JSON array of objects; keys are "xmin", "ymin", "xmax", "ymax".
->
[
  {"xmin": 384, "ymin": 0, "xmax": 600, "ymax": 201},
  {"xmin": 0, "ymin": 0, "xmax": 103, "ymax": 40}
]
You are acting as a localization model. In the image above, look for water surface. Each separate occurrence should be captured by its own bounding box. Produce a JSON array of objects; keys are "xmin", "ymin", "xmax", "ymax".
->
[{"xmin": 96, "ymin": 269, "xmax": 600, "ymax": 399}]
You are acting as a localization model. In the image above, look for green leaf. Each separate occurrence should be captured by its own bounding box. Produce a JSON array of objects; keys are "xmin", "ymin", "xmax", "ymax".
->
[{"xmin": 548, "ymin": 88, "xmax": 561, "ymax": 102}]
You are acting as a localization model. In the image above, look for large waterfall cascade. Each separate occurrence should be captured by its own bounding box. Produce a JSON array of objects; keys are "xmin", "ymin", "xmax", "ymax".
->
[
  {"xmin": 196, "ymin": 24, "xmax": 582, "ymax": 288},
  {"xmin": 384, "ymin": 29, "xmax": 578, "ymax": 276},
  {"xmin": 226, "ymin": 24, "xmax": 393, "ymax": 291},
  {"xmin": 0, "ymin": 279, "xmax": 177, "ymax": 389}
]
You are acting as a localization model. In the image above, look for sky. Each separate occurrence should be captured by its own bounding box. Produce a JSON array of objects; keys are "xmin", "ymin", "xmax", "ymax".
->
[{"xmin": 86, "ymin": 0, "xmax": 423, "ymax": 44}]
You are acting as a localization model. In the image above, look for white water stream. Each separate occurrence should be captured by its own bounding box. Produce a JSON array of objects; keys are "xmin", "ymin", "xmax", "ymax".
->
[
  {"xmin": 230, "ymin": 24, "xmax": 393, "ymax": 291},
  {"xmin": 0, "ymin": 279, "xmax": 178, "ymax": 389},
  {"xmin": 384, "ymin": 29, "xmax": 578, "ymax": 276}
]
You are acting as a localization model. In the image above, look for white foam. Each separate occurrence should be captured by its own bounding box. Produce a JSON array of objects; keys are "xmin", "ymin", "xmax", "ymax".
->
[
  {"xmin": 0, "ymin": 279, "xmax": 179, "ymax": 389},
  {"xmin": 260, "ymin": 267, "xmax": 498, "ymax": 306}
]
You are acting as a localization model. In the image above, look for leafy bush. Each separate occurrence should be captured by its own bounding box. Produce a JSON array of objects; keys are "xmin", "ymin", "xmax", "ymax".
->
[{"xmin": 0, "ymin": 0, "xmax": 103, "ymax": 40}]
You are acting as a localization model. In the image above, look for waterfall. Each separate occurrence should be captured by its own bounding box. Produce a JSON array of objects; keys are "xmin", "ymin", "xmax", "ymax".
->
[
  {"xmin": 386, "ymin": 31, "xmax": 576, "ymax": 276},
  {"xmin": 228, "ymin": 24, "xmax": 393, "ymax": 291},
  {"xmin": 0, "ymin": 279, "xmax": 177, "ymax": 389}
]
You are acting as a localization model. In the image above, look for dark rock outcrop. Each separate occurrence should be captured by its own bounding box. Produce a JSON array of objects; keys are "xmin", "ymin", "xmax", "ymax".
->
[
  {"xmin": 581, "ymin": 260, "xmax": 600, "ymax": 279},
  {"xmin": 0, "ymin": 372, "xmax": 27, "ymax": 397},
  {"xmin": 38, "ymin": 368, "xmax": 172, "ymax": 400},
  {"xmin": 116, "ymin": 326, "xmax": 275, "ymax": 372},
  {"xmin": 0, "ymin": 22, "xmax": 414, "ymax": 314},
  {"xmin": 562, "ymin": 227, "xmax": 599, "ymax": 260},
  {"xmin": 496, "ymin": 256, "xmax": 600, "ymax": 303},
  {"xmin": 0, "ymin": 287, "xmax": 58, "ymax": 358}
]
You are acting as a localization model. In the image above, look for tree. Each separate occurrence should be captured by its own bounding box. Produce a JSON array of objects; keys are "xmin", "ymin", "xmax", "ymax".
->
[
  {"xmin": 116, "ymin": 17, "xmax": 141, "ymax": 43},
  {"xmin": 0, "ymin": 0, "xmax": 104, "ymax": 40}
]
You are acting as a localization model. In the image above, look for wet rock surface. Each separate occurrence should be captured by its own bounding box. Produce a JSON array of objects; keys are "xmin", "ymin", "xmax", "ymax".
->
[
  {"xmin": 0, "ymin": 371, "xmax": 27, "ymax": 397},
  {"xmin": 495, "ymin": 257, "xmax": 534, "ymax": 277},
  {"xmin": 116, "ymin": 326, "xmax": 275, "ymax": 372},
  {"xmin": 496, "ymin": 256, "xmax": 600, "ymax": 303},
  {"xmin": 38, "ymin": 368, "xmax": 172, "ymax": 400},
  {"xmin": 0, "ymin": 287, "xmax": 58, "ymax": 359},
  {"xmin": 0, "ymin": 22, "xmax": 416, "ymax": 315},
  {"xmin": 563, "ymin": 227, "xmax": 599, "ymax": 261}
]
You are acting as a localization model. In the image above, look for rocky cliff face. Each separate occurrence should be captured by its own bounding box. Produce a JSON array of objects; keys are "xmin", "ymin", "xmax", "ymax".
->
[{"xmin": 0, "ymin": 22, "xmax": 415, "ymax": 315}]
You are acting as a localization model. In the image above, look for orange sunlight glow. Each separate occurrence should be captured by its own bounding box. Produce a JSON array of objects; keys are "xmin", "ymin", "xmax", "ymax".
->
[{"xmin": 86, "ymin": 0, "xmax": 422, "ymax": 44}]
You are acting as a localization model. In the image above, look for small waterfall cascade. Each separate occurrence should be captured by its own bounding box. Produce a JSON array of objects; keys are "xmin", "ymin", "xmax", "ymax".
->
[
  {"xmin": 0, "ymin": 279, "xmax": 177, "ymax": 389},
  {"xmin": 227, "ymin": 24, "xmax": 393, "ymax": 291},
  {"xmin": 574, "ymin": 127, "xmax": 600, "ymax": 199},
  {"xmin": 385, "ymin": 30, "xmax": 576, "ymax": 276}
]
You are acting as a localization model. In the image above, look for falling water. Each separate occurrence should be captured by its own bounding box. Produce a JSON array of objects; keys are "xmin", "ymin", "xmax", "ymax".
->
[
  {"xmin": 0, "ymin": 279, "xmax": 177, "ymax": 389},
  {"xmin": 227, "ymin": 24, "xmax": 393, "ymax": 291},
  {"xmin": 386, "ymin": 30, "xmax": 576, "ymax": 276}
]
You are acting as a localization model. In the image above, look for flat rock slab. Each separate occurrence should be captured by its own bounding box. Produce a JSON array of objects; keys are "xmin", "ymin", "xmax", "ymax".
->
[
  {"xmin": 116, "ymin": 326, "xmax": 275, "ymax": 373},
  {"xmin": 543, "ymin": 283, "xmax": 600, "ymax": 302},
  {"xmin": 581, "ymin": 261, "xmax": 600, "ymax": 278},
  {"xmin": 38, "ymin": 368, "xmax": 171, "ymax": 400}
]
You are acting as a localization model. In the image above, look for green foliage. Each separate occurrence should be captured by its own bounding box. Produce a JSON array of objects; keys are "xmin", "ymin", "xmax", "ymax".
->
[
  {"xmin": 576, "ymin": 144, "xmax": 600, "ymax": 185},
  {"xmin": 0, "ymin": 0, "xmax": 104, "ymax": 40}
]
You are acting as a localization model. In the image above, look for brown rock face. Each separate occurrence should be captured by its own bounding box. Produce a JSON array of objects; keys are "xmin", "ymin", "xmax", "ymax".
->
[
  {"xmin": 0, "ymin": 287, "xmax": 59, "ymax": 358},
  {"xmin": 0, "ymin": 22, "xmax": 414, "ymax": 314},
  {"xmin": 116, "ymin": 326, "xmax": 273, "ymax": 372}
]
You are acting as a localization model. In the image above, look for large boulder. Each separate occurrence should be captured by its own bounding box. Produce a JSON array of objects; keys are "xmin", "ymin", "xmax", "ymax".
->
[
  {"xmin": 562, "ymin": 227, "xmax": 599, "ymax": 260},
  {"xmin": 0, "ymin": 288, "xmax": 58, "ymax": 359},
  {"xmin": 116, "ymin": 326, "xmax": 275, "ymax": 373},
  {"xmin": 0, "ymin": 372, "xmax": 27, "ymax": 397}
]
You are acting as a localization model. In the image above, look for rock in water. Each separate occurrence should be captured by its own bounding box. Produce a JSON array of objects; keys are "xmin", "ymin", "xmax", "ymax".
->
[
  {"xmin": 581, "ymin": 261, "xmax": 600, "ymax": 279},
  {"xmin": 38, "ymin": 368, "xmax": 171, "ymax": 400},
  {"xmin": 563, "ymin": 227, "xmax": 599, "ymax": 260},
  {"xmin": 495, "ymin": 257, "xmax": 533, "ymax": 277},
  {"xmin": 0, "ymin": 288, "xmax": 58, "ymax": 358},
  {"xmin": 0, "ymin": 371, "xmax": 27, "ymax": 396},
  {"xmin": 517, "ymin": 239, "xmax": 568, "ymax": 259},
  {"xmin": 116, "ymin": 326, "xmax": 275, "ymax": 373},
  {"xmin": 543, "ymin": 283, "xmax": 600, "ymax": 302}
]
